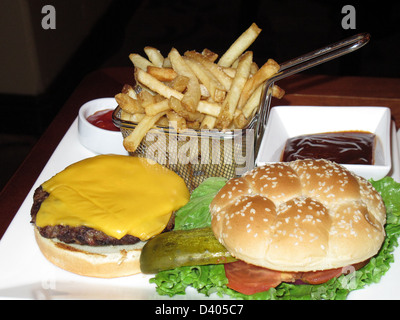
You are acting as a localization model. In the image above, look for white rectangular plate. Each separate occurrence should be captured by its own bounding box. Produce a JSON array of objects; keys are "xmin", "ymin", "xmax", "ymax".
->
[{"xmin": 0, "ymin": 118, "xmax": 399, "ymax": 300}]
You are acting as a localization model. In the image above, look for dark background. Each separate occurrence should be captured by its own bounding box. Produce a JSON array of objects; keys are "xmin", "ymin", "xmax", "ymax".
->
[{"xmin": 1, "ymin": 0, "xmax": 399, "ymax": 190}]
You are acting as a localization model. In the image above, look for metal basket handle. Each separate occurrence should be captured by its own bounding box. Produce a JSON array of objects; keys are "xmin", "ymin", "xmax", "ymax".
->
[{"xmin": 254, "ymin": 32, "xmax": 370, "ymax": 159}]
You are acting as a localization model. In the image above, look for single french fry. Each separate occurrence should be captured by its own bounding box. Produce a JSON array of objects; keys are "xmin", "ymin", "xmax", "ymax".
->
[
  {"xmin": 240, "ymin": 83, "xmax": 283, "ymax": 121},
  {"xmin": 168, "ymin": 48, "xmax": 201, "ymax": 112},
  {"xmin": 197, "ymin": 100, "xmax": 221, "ymax": 117},
  {"xmin": 120, "ymin": 110, "xmax": 146, "ymax": 123},
  {"xmin": 135, "ymin": 68, "xmax": 184, "ymax": 100},
  {"xmin": 231, "ymin": 58, "xmax": 239, "ymax": 69},
  {"xmin": 129, "ymin": 53, "xmax": 154, "ymax": 70},
  {"xmin": 201, "ymin": 48, "xmax": 218, "ymax": 62},
  {"xmin": 238, "ymin": 58, "xmax": 280, "ymax": 109},
  {"xmin": 250, "ymin": 62, "xmax": 259, "ymax": 75},
  {"xmin": 144, "ymin": 46, "xmax": 164, "ymax": 67},
  {"xmin": 145, "ymin": 98, "xmax": 170, "ymax": 116},
  {"xmin": 221, "ymin": 67, "xmax": 236, "ymax": 78},
  {"xmin": 241, "ymin": 82, "xmax": 285, "ymax": 118},
  {"xmin": 131, "ymin": 113, "xmax": 146, "ymax": 123},
  {"xmin": 200, "ymin": 114, "xmax": 217, "ymax": 129},
  {"xmin": 272, "ymin": 85, "xmax": 285, "ymax": 99},
  {"xmin": 218, "ymin": 23, "xmax": 261, "ymax": 67},
  {"xmin": 199, "ymin": 84, "xmax": 210, "ymax": 98},
  {"xmin": 147, "ymin": 66, "xmax": 177, "ymax": 81},
  {"xmin": 169, "ymin": 74, "xmax": 189, "ymax": 92},
  {"xmin": 123, "ymin": 111, "xmax": 167, "ymax": 152},
  {"xmin": 184, "ymin": 50, "xmax": 232, "ymax": 91},
  {"xmin": 115, "ymin": 93, "xmax": 145, "ymax": 114},
  {"xmin": 214, "ymin": 89, "xmax": 226, "ymax": 103},
  {"xmin": 217, "ymin": 51, "xmax": 253, "ymax": 128},
  {"xmin": 123, "ymin": 112, "xmax": 146, "ymax": 123},
  {"xmin": 242, "ymin": 84, "xmax": 263, "ymax": 119}
]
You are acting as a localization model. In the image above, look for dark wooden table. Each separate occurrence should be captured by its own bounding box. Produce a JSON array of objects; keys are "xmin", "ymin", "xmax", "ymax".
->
[{"xmin": 1, "ymin": 68, "xmax": 399, "ymax": 239}]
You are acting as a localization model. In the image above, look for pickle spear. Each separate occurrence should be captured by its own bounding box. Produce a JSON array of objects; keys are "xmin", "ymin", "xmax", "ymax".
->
[{"xmin": 140, "ymin": 227, "xmax": 236, "ymax": 274}]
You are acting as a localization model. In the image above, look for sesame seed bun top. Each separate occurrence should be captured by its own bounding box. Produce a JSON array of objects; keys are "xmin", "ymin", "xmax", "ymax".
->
[{"xmin": 210, "ymin": 159, "xmax": 386, "ymax": 272}]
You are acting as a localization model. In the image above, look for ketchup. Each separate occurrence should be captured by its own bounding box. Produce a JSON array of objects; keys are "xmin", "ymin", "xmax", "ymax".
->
[
  {"xmin": 281, "ymin": 131, "xmax": 375, "ymax": 165},
  {"xmin": 87, "ymin": 109, "xmax": 119, "ymax": 131}
]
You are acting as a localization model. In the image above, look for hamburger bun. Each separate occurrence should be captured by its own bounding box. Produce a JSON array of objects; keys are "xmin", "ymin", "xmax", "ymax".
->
[
  {"xmin": 210, "ymin": 159, "xmax": 386, "ymax": 272},
  {"xmin": 34, "ymin": 228, "xmax": 145, "ymax": 278}
]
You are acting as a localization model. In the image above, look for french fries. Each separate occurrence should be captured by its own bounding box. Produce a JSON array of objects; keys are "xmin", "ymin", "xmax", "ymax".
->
[
  {"xmin": 115, "ymin": 92, "xmax": 144, "ymax": 114},
  {"xmin": 184, "ymin": 50, "xmax": 232, "ymax": 91},
  {"xmin": 184, "ymin": 57, "xmax": 226, "ymax": 102},
  {"xmin": 217, "ymin": 51, "xmax": 253, "ymax": 128},
  {"xmin": 129, "ymin": 53, "xmax": 153, "ymax": 70},
  {"xmin": 144, "ymin": 46, "xmax": 164, "ymax": 67},
  {"xmin": 168, "ymin": 96, "xmax": 204, "ymax": 122},
  {"xmin": 134, "ymin": 68, "xmax": 183, "ymax": 101},
  {"xmin": 217, "ymin": 23, "xmax": 261, "ymax": 68},
  {"xmin": 238, "ymin": 58, "xmax": 281, "ymax": 109},
  {"xmin": 116, "ymin": 22, "xmax": 284, "ymax": 152},
  {"xmin": 168, "ymin": 48, "xmax": 201, "ymax": 112}
]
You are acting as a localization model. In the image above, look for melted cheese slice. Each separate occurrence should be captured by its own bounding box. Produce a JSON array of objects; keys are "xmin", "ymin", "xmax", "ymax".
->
[{"xmin": 36, "ymin": 155, "xmax": 190, "ymax": 240}]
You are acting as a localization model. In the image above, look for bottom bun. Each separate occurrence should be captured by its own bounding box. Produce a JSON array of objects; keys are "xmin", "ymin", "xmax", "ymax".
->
[{"xmin": 34, "ymin": 227, "xmax": 145, "ymax": 278}]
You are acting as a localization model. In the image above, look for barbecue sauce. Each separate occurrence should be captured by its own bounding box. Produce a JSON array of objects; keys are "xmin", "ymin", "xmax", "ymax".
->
[
  {"xmin": 87, "ymin": 109, "xmax": 119, "ymax": 131},
  {"xmin": 281, "ymin": 131, "xmax": 375, "ymax": 165}
]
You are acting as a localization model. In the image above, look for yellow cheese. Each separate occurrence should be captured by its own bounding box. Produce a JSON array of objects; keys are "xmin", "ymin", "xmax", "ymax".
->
[{"xmin": 36, "ymin": 155, "xmax": 190, "ymax": 240}]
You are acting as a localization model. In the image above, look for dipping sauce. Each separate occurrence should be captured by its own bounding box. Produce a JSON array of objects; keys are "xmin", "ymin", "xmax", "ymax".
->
[
  {"xmin": 281, "ymin": 131, "xmax": 375, "ymax": 165},
  {"xmin": 87, "ymin": 109, "xmax": 119, "ymax": 131}
]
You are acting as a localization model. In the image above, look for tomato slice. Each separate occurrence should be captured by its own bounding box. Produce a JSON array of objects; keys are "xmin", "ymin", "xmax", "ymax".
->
[
  {"xmin": 224, "ymin": 259, "xmax": 370, "ymax": 295},
  {"xmin": 301, "ymin": 260, "xmax": 369, "ymax": 284},
  {"xmin": 300, "ymin": 268, "xmax": 343, "ymax": 284},
  {"xmin": 224, "ymin": 261, "xmax": 296, "ymax": 295}
]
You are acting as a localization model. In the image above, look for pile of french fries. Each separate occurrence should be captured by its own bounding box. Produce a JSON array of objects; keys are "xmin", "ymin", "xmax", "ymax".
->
[{"xmin": 115, "ymin": 23, "xmax": 285, "ymax": 153}]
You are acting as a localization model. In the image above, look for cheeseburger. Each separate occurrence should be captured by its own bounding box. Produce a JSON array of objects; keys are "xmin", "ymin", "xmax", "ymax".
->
[{"xmin": 30, "ymin": 154, "xmax": 189, "ymax": 278}]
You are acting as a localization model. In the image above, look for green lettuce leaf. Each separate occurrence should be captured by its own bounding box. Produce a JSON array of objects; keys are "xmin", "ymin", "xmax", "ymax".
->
[
  {"xmin": 150, "ymin": 176, "xmax": 400, "ymax": 300},
  {"xmin": 174, "ymin": 177, "xmax": 227, "ymax": 230},
  {"xmin": 371, "ymin": 177, "xmax": 400, "ymax": 224}
]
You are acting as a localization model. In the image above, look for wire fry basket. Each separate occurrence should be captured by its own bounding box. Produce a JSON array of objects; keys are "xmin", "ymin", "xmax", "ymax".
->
[
  {"xmin": 112, "ymin": 33, "xmax": 370, "ymax": 191},
  {"xmin": 113, "ymin": 107, "xmax": 257, "ymax": 191}
]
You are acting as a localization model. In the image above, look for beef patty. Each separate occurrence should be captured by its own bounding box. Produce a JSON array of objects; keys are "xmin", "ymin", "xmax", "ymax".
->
[{"xmin": 30, "ymin": 186, "xmax": 175, "ymax": 246}]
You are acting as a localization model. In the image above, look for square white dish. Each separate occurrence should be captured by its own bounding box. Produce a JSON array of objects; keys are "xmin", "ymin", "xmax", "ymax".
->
[{"xmin": 256, "ymin": 106, "xmax": 391, "ymax": 181}]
